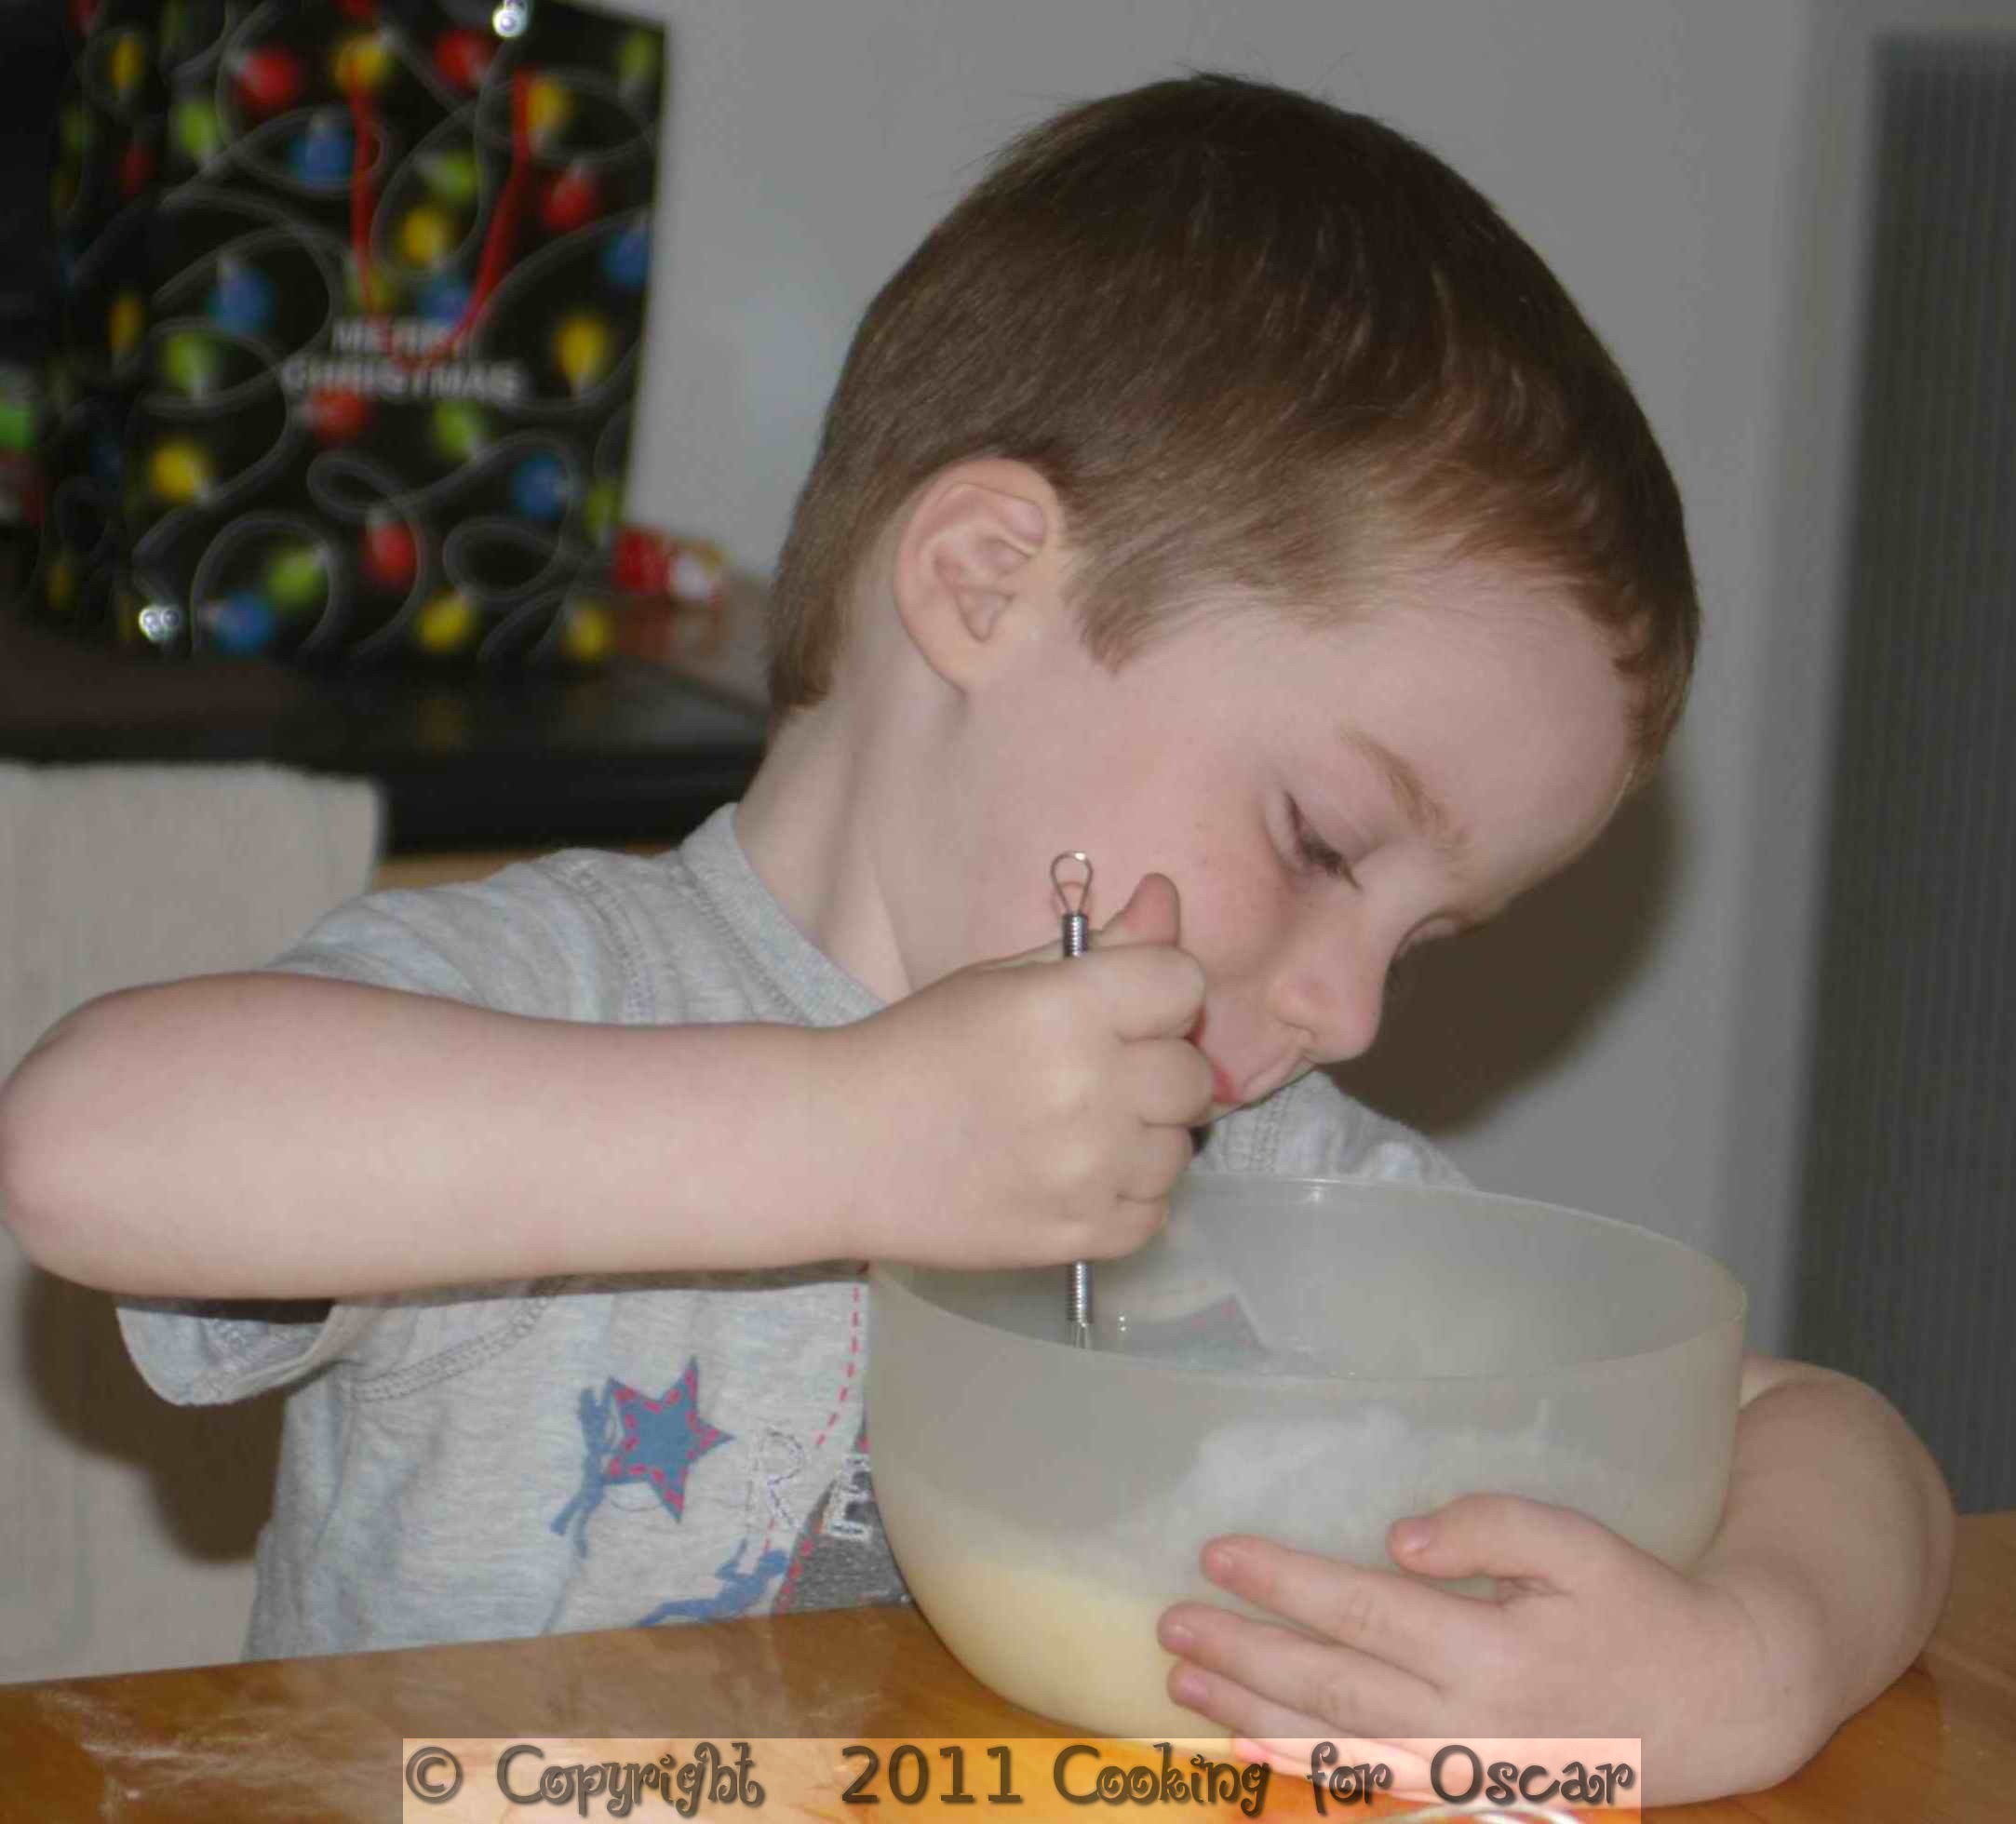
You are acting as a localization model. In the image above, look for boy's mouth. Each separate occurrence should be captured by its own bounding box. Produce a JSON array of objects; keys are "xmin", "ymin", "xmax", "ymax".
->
[
  {"xmin": 1188, "ymin": 1010, "xmax": 1243, "ymax": 1111},
  {"xmin": 1187, "ymin": 1009, "xmax": 1247, "ymax": 1111}
]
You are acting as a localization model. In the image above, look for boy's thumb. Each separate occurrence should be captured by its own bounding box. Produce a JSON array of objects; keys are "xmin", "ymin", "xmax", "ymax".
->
[{"xmin": 1095, "ymin": 873, "xmax": 1181, "ymax": 948}]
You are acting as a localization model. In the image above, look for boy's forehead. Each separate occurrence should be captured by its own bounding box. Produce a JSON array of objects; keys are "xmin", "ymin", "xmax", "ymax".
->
[
  {"xmin": 1346, "ymin": 556, "xmax": 1640, "ymax": 709},
  {"xmin": 1246, "ymin": 557, "xmax": 1634, "ymax": 766},
  {"xmin": 1351, "ymin": 544, "xmax": 1588, "ymax": 626},
  {"xmin": 1187, "ymin": 551, "xmax": 1620, "ymax": 673}
]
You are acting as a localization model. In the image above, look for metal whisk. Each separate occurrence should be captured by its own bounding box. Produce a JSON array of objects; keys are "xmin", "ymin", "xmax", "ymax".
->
[{"xmin": 1052, "ymin": 852, "xmax": 1095, "ymax": 1349}]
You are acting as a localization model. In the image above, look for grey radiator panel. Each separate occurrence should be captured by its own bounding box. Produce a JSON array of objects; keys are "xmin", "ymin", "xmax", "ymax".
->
[{"xmin": 1793, "ymin": 36, "xmax": 2016, "ymax": 1513}]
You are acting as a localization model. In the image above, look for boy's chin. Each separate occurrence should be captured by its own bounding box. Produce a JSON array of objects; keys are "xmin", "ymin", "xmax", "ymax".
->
[{"xmin": 1202, "ymin": 1064, "xmax": 1310, "ymax": 1122}]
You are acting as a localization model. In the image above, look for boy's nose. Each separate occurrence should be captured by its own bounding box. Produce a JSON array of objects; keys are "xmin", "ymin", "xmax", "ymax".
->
[{"xmin": 1270, "ymin": 945, "xmax": 1389, "ymax": 1066}]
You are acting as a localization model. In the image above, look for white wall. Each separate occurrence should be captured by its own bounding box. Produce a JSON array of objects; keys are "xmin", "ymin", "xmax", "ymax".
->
[{"xmin": 613, "ymin": 0, "xmax": 2009, "ymax": 1351}]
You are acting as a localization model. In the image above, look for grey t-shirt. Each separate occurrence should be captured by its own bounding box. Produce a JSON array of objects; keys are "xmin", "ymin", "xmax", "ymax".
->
[{"xmin": 117, "ymin": 805, "xmax": 1464, "ymax": 1660}]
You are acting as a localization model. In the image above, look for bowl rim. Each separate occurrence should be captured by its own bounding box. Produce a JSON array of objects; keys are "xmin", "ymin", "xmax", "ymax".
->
[{"xmin": 870, "ymin": 1173, "xmax": 1750, "ymax": 1389}]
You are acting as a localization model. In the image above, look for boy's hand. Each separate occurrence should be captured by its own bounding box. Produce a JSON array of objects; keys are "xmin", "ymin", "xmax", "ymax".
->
[
  {"xmin": 1157, "ymin": 1495, "xmax": 1831, "ymax": 1807},
  {"xmin": 838, "ymin": 873, "xmax": 1211, "ymax": 1269}
]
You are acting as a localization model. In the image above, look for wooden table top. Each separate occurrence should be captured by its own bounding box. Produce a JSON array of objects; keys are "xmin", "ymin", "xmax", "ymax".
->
[{"xmin": 1, "ymin": 1512, "xmax": 2009, "ymax": 1820}]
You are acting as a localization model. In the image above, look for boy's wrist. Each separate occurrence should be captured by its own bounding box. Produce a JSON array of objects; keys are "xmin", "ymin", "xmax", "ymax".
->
[
  {"xmin": 796, "ymin": 1016, "xmax": 910, "ymax": 1267},
  {"xmin": 740, "ymin": 1020, "xmax": 890, "ymax": 1267},
  {"xmin": 1690, "ymin": 1549, "xmax": 1846, "ymax": 1777}
]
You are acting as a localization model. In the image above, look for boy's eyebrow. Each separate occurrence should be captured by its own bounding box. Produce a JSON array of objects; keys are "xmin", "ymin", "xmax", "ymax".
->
[{"xmin": 1341, "ymin": 731, "xmax": 1468, "ymax": 862}]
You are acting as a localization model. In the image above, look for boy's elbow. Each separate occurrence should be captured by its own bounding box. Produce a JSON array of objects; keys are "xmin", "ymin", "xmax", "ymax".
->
[
  {"xmin": 0, "ymin": 1084, "xmax": 76, "ymax": 1280},
  {"xmin": 0, "ymin": 994, "xmax": 136, "ymax": 1285},
  {"xmin": 1915, "ymin": 1435, "xmax": 1958, "ymax": 1633}
]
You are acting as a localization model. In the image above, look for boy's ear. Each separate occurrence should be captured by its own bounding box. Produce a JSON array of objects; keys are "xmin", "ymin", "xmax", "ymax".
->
[{"xmin": 890, "ymin": 460, "xmax": 1061, "ymax": 691}]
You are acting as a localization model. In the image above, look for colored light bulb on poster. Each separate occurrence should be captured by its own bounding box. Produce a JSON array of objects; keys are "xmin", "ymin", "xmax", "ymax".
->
[
  {"xmin": 362, "ymin": 511, "xmax": 418, "ymax": 591},
  {"xmin": 309, "ymin": 388, "xmax": 370, "ymax": 444},
  {"xmin": 173, "ymin": 98, "xmax": 222, "ymax": 168},
  {"xmin": 118, "ymin": 138, "xmax": 155, "ymax": 198},
  {"xmin": 148, "ymin": 439, "xmax": 209, "ymax": 504},
  {"xmin": 200, "ymin": 588, "xmax": 276, "ymax": 655},
  {"xmin": 434, "ymin": 29, "xmax": 491, "ymax": 90},
  {"xmin": 234, "ymin": 46, "xmax": 302, "ymax": 117},
  {"xmin": 161, "ymin": 331, "xmax": 220, "ymax": 398},
  {"xmin": 512, "ymin": 452, "xmax": 571, "ymax": 522},
  {"xmin": 291, "ymin": 113, "xmax": 353, "ymax": 187}
]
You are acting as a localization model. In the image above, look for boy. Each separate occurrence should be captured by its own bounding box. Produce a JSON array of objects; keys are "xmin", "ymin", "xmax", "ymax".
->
[{"xmin": 0, "ymin": 76, "xmax": 1950, "ymax": 1804}]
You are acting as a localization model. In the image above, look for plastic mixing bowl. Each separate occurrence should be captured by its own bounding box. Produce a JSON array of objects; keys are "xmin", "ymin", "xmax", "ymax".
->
[{"xmin": 867, "ymin": 1172, "xmax": 1746, "ymax": 1737}]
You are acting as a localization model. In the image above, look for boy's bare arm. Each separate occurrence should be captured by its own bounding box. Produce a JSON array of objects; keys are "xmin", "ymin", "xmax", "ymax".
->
[
  {"xmin": 0, "ymin": 973, "xmax": 866, "ymax": 1296},
  {"xmin": 0, "ymin": 924, "xmax": 1206, "ymax": 1299},
  {"xmin": 1687, "ymin": 1353, "xmax": 1956, "ymax": 1775}
]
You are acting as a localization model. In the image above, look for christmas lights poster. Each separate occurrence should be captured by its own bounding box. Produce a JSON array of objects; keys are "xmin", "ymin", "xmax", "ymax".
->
[{"xmin": 42, "ymin": 0, "xmax": 665, "ymax": 666}]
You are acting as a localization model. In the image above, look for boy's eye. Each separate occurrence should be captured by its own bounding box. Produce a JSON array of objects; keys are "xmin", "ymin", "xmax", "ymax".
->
[{"xmin": 1287, "ymin": 798, "xmax": 1359, "ymax": 887}]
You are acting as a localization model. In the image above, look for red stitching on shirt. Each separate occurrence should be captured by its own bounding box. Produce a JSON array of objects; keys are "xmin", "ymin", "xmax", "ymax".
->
[
  {"xmin": 766, "ymin": 1281, "xmax": 867, "ymax": 1603},
  {"xmin": 808, "ymin": 1288, "xmax": 865, "ymax": 1453}
]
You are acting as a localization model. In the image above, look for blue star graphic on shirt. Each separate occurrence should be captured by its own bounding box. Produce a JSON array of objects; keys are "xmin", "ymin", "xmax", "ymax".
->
[
  {"xmin": 636, "ymin": 1538, "xmax": 792, "ymax": 1627},
  {"xmin": 603, "ymin": 1357, "xmax": 731, "ymax": 1520}
]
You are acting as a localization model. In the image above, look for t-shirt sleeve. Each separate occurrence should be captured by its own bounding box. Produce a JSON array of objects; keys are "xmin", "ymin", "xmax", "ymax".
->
[
  {"xmin": 115, "ymin": 1295, "xmax": 381, "ymax": 1406},
  {"xmin": 263, "ymin": 852, "xmax": 646, "ymax": 1023},
  {"xmin": 116, "ymin": 852, "xmax": 643, "ymax": 1406}
]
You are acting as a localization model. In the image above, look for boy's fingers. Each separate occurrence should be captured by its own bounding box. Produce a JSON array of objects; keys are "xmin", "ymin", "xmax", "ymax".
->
[
  {"xmin": 1155, "ymin": 1605, "xmax": 1437, "ymax": 1750},
  {"xmin": 1127, "ymin": 1036, "xmax": 1216, "ymax": 1126},
  {"xmin": 1198, "ymin": 1536, "xmax": 1478, "ymax": 1674},
  {"xmin": 1092, "ymin": 872, "xmax": 1181, "ymax": 949},
  {"xmin": 1385, "ymin": 1493, "xmax": 1614, "ymax": 1590},
  {"xmin": 1118, "ymin": 1125, "xmax": 1200, "ymax": 1203},
  {"xmin": 1107, "ymin": 1192, "xmax": 1175, "ymax": 1250},
  {"xmin": 1098, "ymin": 944, "xmax": 1207, "ymax": 1039},
  {"xmin": 1158, "ymin": 1659, "xmax": 1337, "ymax": 1762}
]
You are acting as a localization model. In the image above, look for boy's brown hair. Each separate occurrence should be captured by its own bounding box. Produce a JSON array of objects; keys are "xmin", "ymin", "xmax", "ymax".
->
[{"xmin": 768, "ymin": 74, "xmax": 1698, "ymax": 778}]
